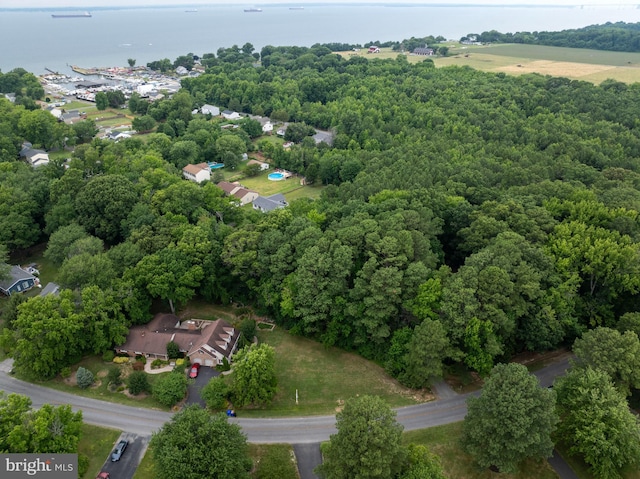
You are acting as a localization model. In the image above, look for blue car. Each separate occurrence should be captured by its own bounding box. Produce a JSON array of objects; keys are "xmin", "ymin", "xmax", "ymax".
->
[{"xmin": 111, "ymin": 439, "xmax": 128, "ymax": 462}]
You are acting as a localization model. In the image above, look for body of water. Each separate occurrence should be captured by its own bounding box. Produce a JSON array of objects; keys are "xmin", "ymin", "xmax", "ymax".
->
[{"xmin": 1, "ymin": 4, "xmax": 640, "ymax": 75}]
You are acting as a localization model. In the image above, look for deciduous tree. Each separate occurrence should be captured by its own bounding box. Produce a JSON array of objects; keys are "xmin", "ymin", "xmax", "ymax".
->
[
  {"xmin": 152, "ymin": 371, "xmax": 188, "ymax": 407},
  {"xmin": 462, "ymin": 363, "xmax": 558, "ymax": 473},
  {"xmin": 573, "ymin": 326, "xmax": 640, "ymax": 395},
  {"xmin": 555, "ymin": 366, "xmax": 640, "ymax": 479},
  {"xmin": 232, "ymin": 344, "xmax": 277, "ymax": 407},
  {"xmin": 150, "ymin": 405, "xmax": 252, "ymax": 479},
  {"xmin": 316, "ymin": 395, "xmax": 406, "ymax": 479}
]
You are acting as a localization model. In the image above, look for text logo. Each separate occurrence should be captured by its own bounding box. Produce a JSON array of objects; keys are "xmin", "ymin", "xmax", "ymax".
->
[{"xmin": 1, "ymin": 454, "xmax": 77, "ymax": 478}]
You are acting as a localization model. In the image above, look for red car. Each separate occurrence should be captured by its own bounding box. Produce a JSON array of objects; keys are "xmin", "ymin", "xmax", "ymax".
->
[
  {"xmin": 189, "ymin": 363, "xmax": 201, "ymax": 378},
  {"xmin": 96, "ymin": 473, "xmax": 110, "ymax": 479}
]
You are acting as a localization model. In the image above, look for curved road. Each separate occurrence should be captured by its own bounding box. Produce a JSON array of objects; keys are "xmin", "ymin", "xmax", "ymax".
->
[{"xmin": 0, "ymin": 356, "xmax": 571, "ymax": 443}]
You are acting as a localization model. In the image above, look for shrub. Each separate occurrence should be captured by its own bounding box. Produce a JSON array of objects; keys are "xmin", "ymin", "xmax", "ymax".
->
[
  {"xmin": 218, "ymin": 357, "xmax": 231, "ymax": 372},
  {"xmin": 78, "ymin": 454, "xmax": 89, "ymax": 478},
  {"xmin": 60, "ymin": 367, "xmax": 71, "ymax": 379},
  {"xmin": 102, "ymin": 350, "xmax": 115, "ymax": 362},
  {"xmin": 113, "ymin": 356, "xmax": 129, "ymax": 364},
  {"xmin": 107, "ymin": 367, "xmax": 121, "ymax": 386},
  {"xmin": 128, "ymin": 371, "xmax": 150, "ymax": 395},
  {"xmin": 152, "ymin": 371, "xmax": 188, "ymax": 407},
  {"xmin": 201, "ymin": 376, "xmax": 229, "ymax": 410},
  {"xmin": 132, "ymin": 361, "xmax": 145, "ymax": 371},
  {"xmin": 239, "ymin": 318, "xmax": 257, "ymax": 348},
  {"xmin": 167, "ymin": 341, "xmax": 181, "ymax": 360},
  {"xmin": 176, "ymin": 358, "xmax": 185, "ymax": 366},
  {"xmin": 135, "ymin": 355, "xmax": 147, "ymax": 364},
  {"xmin": 151, "ymin": 359, "xmax": 165, "ymax": 369},
  {"xmin": 76, "ymin": 367, "xmax": 94, "ymax": 389}
]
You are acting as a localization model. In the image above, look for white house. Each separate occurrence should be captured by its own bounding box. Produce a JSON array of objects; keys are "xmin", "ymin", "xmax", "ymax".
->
[
  {"xmin": 222, "ymin": 110, "xmax": 242, "ymax": 120},
  {"xmin": 19, "ymin": 143, "xmax": 49, "ymax": 168},
  {"xmin": 262, "ymin": 121, "xmax": 274, "ymax": 134},
  {"xmin": 182, "ymin": 163, "xmax": 211, "ymax": 183},
  {"xmin": 201, "ymin": 104, "xmax": 220, "ymax": 116},
  {"xmin": 175, "ymin": 66, "xmax": 189, "ymax": 75}
]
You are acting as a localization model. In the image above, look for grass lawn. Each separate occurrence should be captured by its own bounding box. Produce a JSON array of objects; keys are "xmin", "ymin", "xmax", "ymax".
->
[
  {"xmin": 249, "ymin": 444, "xmax": 299, "ymax": 479},
  {"xmin": 62, "ymin": 100, "xmax": 97, "ymax": 112},
  {"xmin": 403, "ymin": 423, "xmax": 559, "ymax": 479},
  {"xmin": 434, "ymin": 43, "xmax": 640, "ymax": 84},
  {"xmin": 336, "ymin": 47, "xmax": 430, "ymax": 64},
  {"xmin": 79, "ymin": 424, "xmax": 120, "ymax": 479},
  {"xmin": 133, "ymin": 443, "xmax": 299, "ymax": 479},
  {"xmin": 286, "ymin": 184, "xmax": 324, "ymax": 202},
  {"xmin": 336, "ymin": 44, "xmax": 640, "ymax": 84},
  {"xmin": 239, "ymin": 171, "xmax": 308, "ymax": 197},
  {"xmin": 132, "ymin": 444, "xmax": 156, "ymax": 479},
  {"xmin": 35, "ymin": 355, "xmax": 172, "ymax": 411},
  {"xmin": 555, "ymin": 442, "xmax": 640, "ymax": 479},
  {"xmin": 243, "ymin": 327, "xmax": 426, "ymax": 417},
  {"xmin": 177, "ymin": 299, "xmax": 240, "ymax": 323}
]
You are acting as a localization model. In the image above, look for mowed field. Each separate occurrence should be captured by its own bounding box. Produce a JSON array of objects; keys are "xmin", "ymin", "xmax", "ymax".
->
[
  {"xmin": 339, "ymin": 43, "xmax": 640, "ymax": 84},
  {"xmin": 438, "ymin": 43, "xmax": 640, "ymax": 84}
]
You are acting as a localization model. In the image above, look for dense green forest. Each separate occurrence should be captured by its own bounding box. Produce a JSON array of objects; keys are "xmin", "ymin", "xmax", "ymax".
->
[
  {"xmin": 2, "ymin": 42, "xmax": 640, "ymax": 390},
  {"xmin": 464, "ymin": 21, "xmax": 640, "ymax": 52}
]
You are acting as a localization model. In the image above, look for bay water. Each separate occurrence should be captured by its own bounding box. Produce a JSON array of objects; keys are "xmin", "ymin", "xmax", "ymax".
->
[{"xmin": 1, "ymin": 4, "xmax": 639, "ymax": 75}]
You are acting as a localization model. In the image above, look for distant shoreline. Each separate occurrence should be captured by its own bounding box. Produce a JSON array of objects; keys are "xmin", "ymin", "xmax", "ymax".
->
[{"xmin": 0, "ymin": 3, "xmax": 619, "ymax": 13}]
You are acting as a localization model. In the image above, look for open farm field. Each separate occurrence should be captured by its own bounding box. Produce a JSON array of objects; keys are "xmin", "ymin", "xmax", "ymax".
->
[
  {"xmin": 436, "ymin": 43, "xmax": 640, "ymax": 84},
  {"xmin": 338, "ymin": 44, "xmax": 640, "ymax": 84}
]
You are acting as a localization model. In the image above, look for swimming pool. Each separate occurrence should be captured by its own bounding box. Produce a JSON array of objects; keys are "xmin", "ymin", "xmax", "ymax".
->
[
  {"xmin": 268, "ymin": 172, "xmax": 285, "ymax": 181},
  {"xmin": 209, "ymin": 162, "xmax": 225, "ymax": 169}
]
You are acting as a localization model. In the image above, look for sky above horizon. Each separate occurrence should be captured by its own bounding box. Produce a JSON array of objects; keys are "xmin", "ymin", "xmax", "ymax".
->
[{"xmin": 4, "ymin": 0, "xmax": 640, "ymax": 9}]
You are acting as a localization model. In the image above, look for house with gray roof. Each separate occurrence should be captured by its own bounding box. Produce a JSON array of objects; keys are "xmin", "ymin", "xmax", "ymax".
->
[
  {"xmin": 222, "ymin": 110, "xmax": 242, "ymax": 120},
  {"xmin": 19, "ymin": 142, "xmax": 49, "ymax": 167},
  {"xmin": 200, "ymin": 104, "xmax": 220, "ymax": 116},
  {"xmin": 312, "ymin": 129, "xmax": 334, "ymax": 146},
  {"xmin": 253, "ymin": 193, "xmax": 288, "ymax": 213},
  {"xmin": 60, "ymin": 111, "xmax": 83, "ymax": 125},
  {"xmin": 0, "ymin": 266, "xmax": 38, "ymax": 296}
]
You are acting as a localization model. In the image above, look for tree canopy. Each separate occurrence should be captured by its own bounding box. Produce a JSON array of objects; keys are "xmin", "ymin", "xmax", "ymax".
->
[
  {"xmin": 316, "ymin": 395, "xmax": 406, "ymax": 479},
  {"xmin": 150, "ymin": 405, "xmax": 252, "ymax": 479},
  {"xmin": 462, "ymin": 363, "xmax": 558, "ymax": 473},
  {"xmin": 555, "ymin": 366, "xmax": 640, "ymax": 479}
]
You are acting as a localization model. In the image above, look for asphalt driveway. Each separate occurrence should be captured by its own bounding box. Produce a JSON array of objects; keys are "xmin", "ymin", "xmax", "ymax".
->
[
  {"xmin": 185, "ymin": 365, "xmax": 219, "ymax": 407},
  {"xmin": 98, "ymin": 433, "xmax": 150, "ymax": 479}
]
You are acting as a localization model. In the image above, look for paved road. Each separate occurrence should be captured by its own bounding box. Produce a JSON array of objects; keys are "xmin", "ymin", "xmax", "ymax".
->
[
  {"xmin": 0, "ymin": 357, "xmax": 576, "ymax": 478},
  {"xmin": 548, "ymin": 449, "xmax": 580, "ymax": 479},
  {"xmin": 0, "ymin": 356, "xmax": 572, "ymax": 443}
]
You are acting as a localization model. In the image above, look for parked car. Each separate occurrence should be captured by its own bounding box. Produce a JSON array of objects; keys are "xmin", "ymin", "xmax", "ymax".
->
[
  {"xmin": 111, "ymin": 439, "xmax": 128, "ymax": 462},
  {"xmin": 189, "ymin": 363, "xmax": 201, "ymax": 378},
  {"xmin": 96, "ymin": 473, "xmax": 110, "ymax": 479}
]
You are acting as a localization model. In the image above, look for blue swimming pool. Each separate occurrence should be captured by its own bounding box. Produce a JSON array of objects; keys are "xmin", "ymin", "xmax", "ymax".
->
[
  {"xmin": 268, "ymin": 172, "xmax": 285, "ymax": 181},
  {"xmin": 209, "ymin": 162, "xmax": 225, "ymax": 169}
]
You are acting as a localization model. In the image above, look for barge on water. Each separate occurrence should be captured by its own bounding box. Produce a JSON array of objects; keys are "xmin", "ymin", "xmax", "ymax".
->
[{"xmin": 52, "ymin": 12, "xmax": 92, "ymax": 18}]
